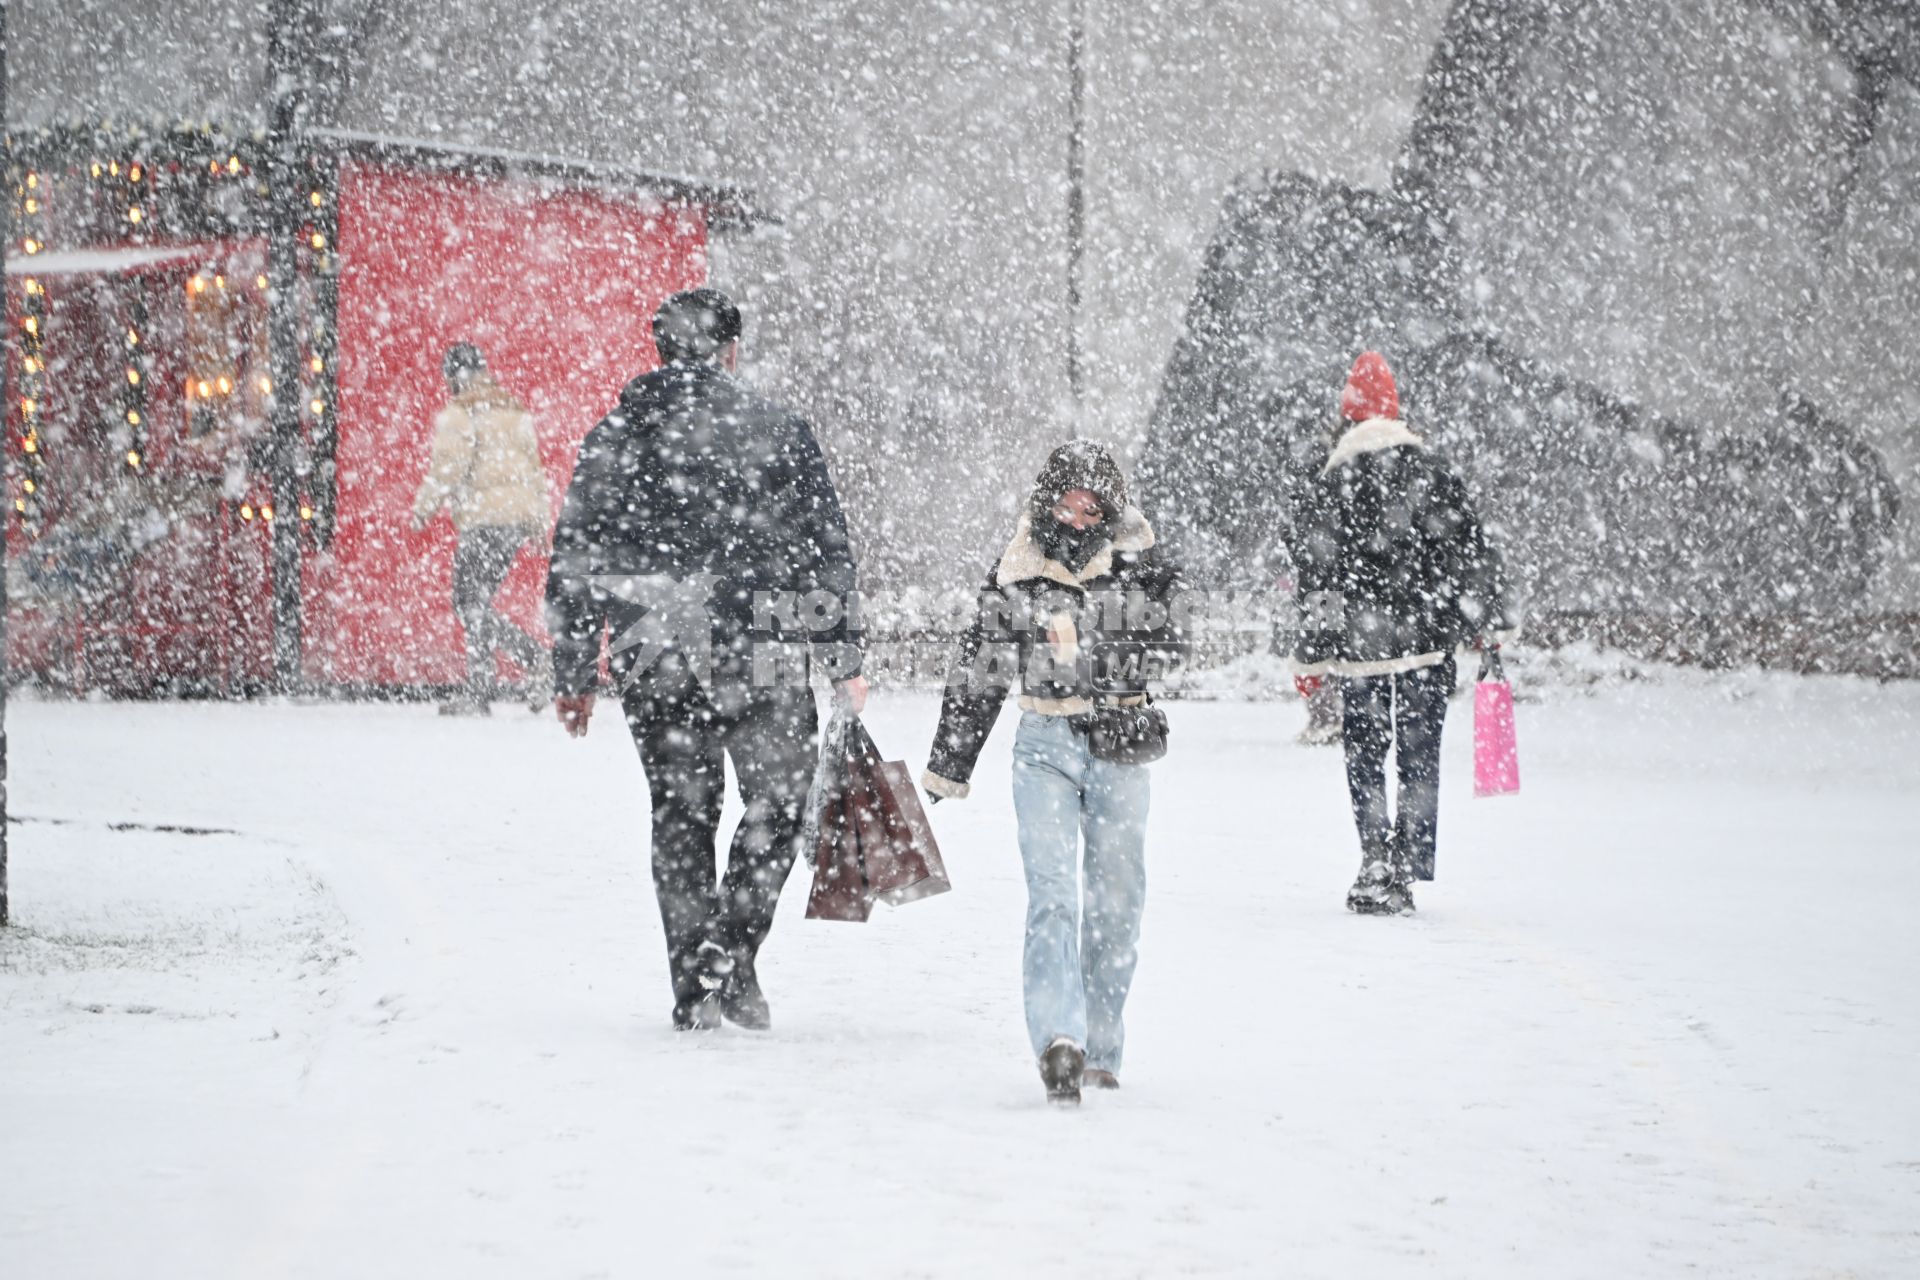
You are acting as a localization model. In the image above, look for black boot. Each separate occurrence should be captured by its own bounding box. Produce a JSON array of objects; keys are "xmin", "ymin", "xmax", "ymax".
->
[
  {"xmin": 1346, "ymin": 856, "xmax": 1415, "ymax": 915},
  {"xmin": 668, "ymin": 939, "xmax": 733, "ymax": 1031},
  {"xmin": 720, "ymin": 953, "xmax": 772, "ymax": 1031},
  {"xmin": 672, "ymin": 992, "xmax": 722, "ymax": 1031},
  {"xmin": 1039, "ymin": 1037, "xmax": 1085, "ymax": 1106}
]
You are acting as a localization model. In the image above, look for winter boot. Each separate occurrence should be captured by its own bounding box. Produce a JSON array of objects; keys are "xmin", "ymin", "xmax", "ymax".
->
[
  {"xmin": 672, "ymin": 991, "xmax": 723, "ymax": 1031},
  {"xmin": 525, "ymin": 647, "xmax": 555, "ymax": 713},
  {"xmin": 437, "ymin": 697, "xmax": 491, "ymax": 717},
  {"xmin": 720, "ymin": 954, "xmax": 771, "ymax": 1031},
  {"xmin": 1346, "ymin": 858, "xmax": 1415, "ymax": 915},
  {"xmin": 1039, "ymin": 1037, "xmax": 1086, "ymax": 1106},
  {"xmin": 1083, "ymin": 1068, "xmax": 1120, "ymax": 1091},
  {"xmin": 1295, "ymin": 718, "xmax": 1342, "ymax": 747}
]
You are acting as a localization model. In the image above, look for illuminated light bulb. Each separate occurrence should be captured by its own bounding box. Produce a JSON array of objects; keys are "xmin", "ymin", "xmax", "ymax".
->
[
  {"xmin": 109, "ymin": 161, "xmax": 120, "ymax": 176},
  {"xmin": 22, "ymin": 238, "xmax": 39, "ymax": 254},
  {"xmin": 309, "ymin": 399, "xmax": 325, "ymax": 416},
  {"xmin": 239, "ymin": 504, "xmax": 254, "ymax": 520},
  {"xmin": 299, "ymin": 504, "xmax": 313, "ymax": 521},
  {"xmin": 127, "ymin": 206, "xmax": 143, "ymax": 224},
  {"xmin": 309, "ymin": 190, "xmax": 324, "ymax": 207},
  {"xmin": 126, "ymin": 409, "xmax": 142, "ymax": 426},
  {"xmin": 190, "ymin": 275, "xmax": 207, "ymax": 294},
  {"xmin": 23, "ymin": 198, "xmax": 38, "ymax": 214},
  {"xmin": 23, "ymin": 317, "xmax": 38, "ymax": 335},
  {"xmin": 23, "ymin": 279, "xmax": 38, "ymax": 295},
  {"xmin": 216, "ymin": 376, "xmax": 232, "ymax": 395},
  {"xmin": 198, "ymin": 380, "xmax": 212, "ymax": 399},
  {"xmin": 227, "ymin": 155, "xmax": 241, "ymax": 174},
  {"xmin": 21, "ymin": 398, "xmax": 35, "ymax": 415},
  {"xmin": 127, "ymin": 328, "xmax": 139, "ymax": 346},
  {"xmin": 214, "ymin": 274, "xmax": 226, "ymax": 290},
  {"xmin": 309, "ymin": 232, "xmax": 326, "ymax": 250},
  {"xmin": 126, "ymin": 450, "xmax": 142, "ymax": 468},
  {"xmin": 25, "ymin": 173, "xmax": 38, "ymax": 189},
  {"xmin": 127, "ymin": 369, "xmax": 141, "ymax": 386},
  {"xmin": 261, "ymin": 504, "xmax": 275, "ymax": 521},
  {"xmin": 23, "ymin": 357, "xmax": 38, "ymax": 373},
  {"xmin": 129, "ymin": 165, "xmax": 143, "ymax": 182},
  {"xmin": 257, "ymin": 376, "xmax": 273, "ymax": 394},
  {"xmin": 22, "ymin": 479, "xmax": 35, "ymax": 494},
  {"xmin": 14, "ymin": 500, "xmax": 24, "ymax": 513},
  {"xmin": 309, "ymin": 356, "xmax": 324, "ymax": 373},
  {"xmin": 22, "ymin": 437, "xmax": 38, "ymax": 454},
  {"xmin": 92, "ymin": 163, "xmax": 104, "ymax": 178},
  {"xmin": 208, "ymin": 160, "xmax": 220, "ymax": 175},
  {"xmin": 255, "ymin": 274, "xmax": 269, "ymax": 289}
]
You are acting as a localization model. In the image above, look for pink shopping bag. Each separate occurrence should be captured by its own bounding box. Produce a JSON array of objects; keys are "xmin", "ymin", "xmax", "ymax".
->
[{"xmin": 1473, "ymin": 649, "xmax": 1520, "ymax": 797}]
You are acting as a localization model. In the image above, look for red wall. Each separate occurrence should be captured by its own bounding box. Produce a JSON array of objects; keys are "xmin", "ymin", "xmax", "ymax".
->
[{"xmin": 307, "ymin": 161, "xmax": 708, "ymax": 686}]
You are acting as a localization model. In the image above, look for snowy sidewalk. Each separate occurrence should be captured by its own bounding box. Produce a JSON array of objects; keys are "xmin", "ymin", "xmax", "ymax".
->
[{"xmin": 2, "ymin": 671, "xmax": 1917, "ymax": 1278}]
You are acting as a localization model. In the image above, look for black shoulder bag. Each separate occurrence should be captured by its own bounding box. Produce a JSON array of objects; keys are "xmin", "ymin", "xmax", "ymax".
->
[{"xmin": 1070, "ymin": 697, "xmax": 1170, "ymax": 765}]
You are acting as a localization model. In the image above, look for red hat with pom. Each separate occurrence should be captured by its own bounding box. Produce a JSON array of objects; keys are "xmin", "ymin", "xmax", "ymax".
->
[{"xmin": 1339, "ymin": 351, "xmax": 1400, "ymax": 422}]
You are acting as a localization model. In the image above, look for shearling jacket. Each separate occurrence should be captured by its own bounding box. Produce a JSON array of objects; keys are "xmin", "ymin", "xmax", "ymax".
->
[
  {"xmin": 923, "ymin": 507, "xmax": 1188, "ymax": 798},
  {"xmin": 413, "ymin": 376, "xmax": 549, "ymax": 532}
]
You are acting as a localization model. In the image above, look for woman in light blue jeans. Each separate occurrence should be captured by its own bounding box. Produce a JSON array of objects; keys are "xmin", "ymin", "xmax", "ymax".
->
[
  {"xmin": 923, "ymin": 442, "xmax": 1185, "ymax": 1104},
  {"xmin": 1012, "ymin": 711, "xmax": 1150, "ymax": 1081}
]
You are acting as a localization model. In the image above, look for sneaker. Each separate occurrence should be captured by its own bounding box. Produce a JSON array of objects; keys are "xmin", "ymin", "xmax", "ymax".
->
[
  {"xmin": 672, "ymin": 991, "xmax": 722, "ymax": 1031},
  {"xmin": 720, "ymin": 955, "xmax": 771, "ymax": 1031},
  {"xmin": 1083, "ymin": 1068, "xmax": 1120, "ymax": 1091},
  {"xmin": 1039, "ymin": 1037, "xmax": 1085, "ymax": 1106}
]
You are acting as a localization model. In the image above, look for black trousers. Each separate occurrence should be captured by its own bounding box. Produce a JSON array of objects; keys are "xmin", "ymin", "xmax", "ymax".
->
[
  {"xmin": 1340, "ymin": 656, "xmax": 1454, "ymax": 880},
  {"xmin": 452, "ymin": 525, "xmax": 543, "ymax": 699},
  {"xmin": 623, "ymin": 669, "xmax": 819, "ymax": 1008}
]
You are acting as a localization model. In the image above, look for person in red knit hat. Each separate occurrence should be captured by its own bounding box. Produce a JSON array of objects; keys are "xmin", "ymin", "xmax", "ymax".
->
[{"xmin": 1287, "ymin": 351, "xmax": 1514, "ymax": 914}]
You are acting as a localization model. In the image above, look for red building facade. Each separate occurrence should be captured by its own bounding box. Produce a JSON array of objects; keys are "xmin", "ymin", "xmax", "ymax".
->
[{"xmin": 6, "ymin": 127, "xmax": 750, "ymax": 693}]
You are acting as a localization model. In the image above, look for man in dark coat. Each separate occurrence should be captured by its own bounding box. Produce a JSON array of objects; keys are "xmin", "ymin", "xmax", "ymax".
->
[
  {"xmin": 546, "ymin": 287, "xmax": 867, "ymax": 1030},
  {"xmin": 1293, "ymin": 351, "xmax": 1512, "ymax": 915}
]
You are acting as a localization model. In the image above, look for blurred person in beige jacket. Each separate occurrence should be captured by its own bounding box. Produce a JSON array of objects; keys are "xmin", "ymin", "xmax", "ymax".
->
[{"xmin": 412, "ymin": 343, "xmax": 552, "ymax": 713}]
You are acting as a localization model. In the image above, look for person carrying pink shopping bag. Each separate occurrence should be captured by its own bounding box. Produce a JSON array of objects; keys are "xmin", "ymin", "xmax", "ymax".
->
[{"xmin": 1288, "ymin": 353, "xmax": 1517, "ymax": 915}]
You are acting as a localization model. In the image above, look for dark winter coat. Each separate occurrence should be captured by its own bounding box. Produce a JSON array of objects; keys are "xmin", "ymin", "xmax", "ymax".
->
[
  {"xmin": 544, "ymin": 362, "xmax": 860, "ymax": 697},
  {"xmin": 1291, "ymin": 419, "xmax": 1512, "ymax": 677},
  {"xmin": 922, "ymin": 507, "xmax": 1189, "ymax": 798}
]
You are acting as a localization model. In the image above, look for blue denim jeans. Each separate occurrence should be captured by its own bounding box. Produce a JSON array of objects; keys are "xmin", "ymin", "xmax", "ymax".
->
[{"xmin": 1010, "ymin": 711, "xmax": 1150, "ymax": 1072}]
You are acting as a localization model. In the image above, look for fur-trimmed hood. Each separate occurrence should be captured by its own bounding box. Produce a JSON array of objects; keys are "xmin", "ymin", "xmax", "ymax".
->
[
  {"xmin": 1323, "ymin": 417, "xmax": 1424, "ymax": 473},
  {"xmin": 996, "ymin": 506, "xmax": 1156, "ymax": 588}
]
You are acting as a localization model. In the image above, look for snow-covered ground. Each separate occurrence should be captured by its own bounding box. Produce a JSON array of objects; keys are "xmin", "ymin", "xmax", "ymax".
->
[{"xmin": 3, "ymin": 664, "xmax": 1917, "ymax": 1278}]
